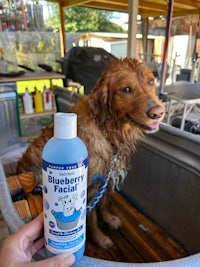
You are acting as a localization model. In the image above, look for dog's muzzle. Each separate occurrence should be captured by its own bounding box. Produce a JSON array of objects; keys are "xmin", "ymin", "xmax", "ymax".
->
[{"xmin": 126, "ymin": 113, "xmax": 160, "ymax": 132}]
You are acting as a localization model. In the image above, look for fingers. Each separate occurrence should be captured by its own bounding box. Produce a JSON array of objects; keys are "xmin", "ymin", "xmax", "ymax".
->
[
  {"xmin": 30, "ymin": 237, "xmax": 45, "ymax": 256},
  {"xmin": 0, "ymin": 214, "xmax": 43, "ymax": 254},
  {"xmin": 17, "ymin": 213, "xmax": 44, "ymax": 242},
  {"xmin": 30, "ymin": 253, "xmax": 76, "ymax": 267}
]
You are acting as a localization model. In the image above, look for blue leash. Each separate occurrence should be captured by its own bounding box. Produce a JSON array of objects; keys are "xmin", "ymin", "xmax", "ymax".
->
[
  {"xmin": 86, "ymin": 152, "xmax": 120, "ymax": 213},
  {"xmin": 86, "ymin": 175, "xmax": 107, "ymax": 213}
]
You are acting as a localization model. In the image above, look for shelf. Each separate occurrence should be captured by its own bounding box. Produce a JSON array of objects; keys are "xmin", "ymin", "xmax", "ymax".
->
[
  {"xmin": 20, "ymin": 110, "xmax": 55, "ymax": 119},
  {"xmin": 0, "ymin": 73, "xmax": 63, "ymax": 138},
  {"xmin": 0, "ymin": 72, "xmax": 65, "ymax": 83}
]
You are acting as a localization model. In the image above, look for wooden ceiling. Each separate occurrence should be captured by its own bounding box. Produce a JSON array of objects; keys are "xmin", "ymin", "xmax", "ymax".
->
[{"xmin": 53, "ymin": 0, "xmax": 200, "ymax": 18}]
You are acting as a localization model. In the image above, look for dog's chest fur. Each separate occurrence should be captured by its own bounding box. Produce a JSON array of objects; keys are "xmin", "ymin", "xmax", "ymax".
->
[
  {"xmin": 76, "ymin": 117, "xmax": 129, "ymax": 190},
  {"xmin": 68, "ymin": 98, "xmax": 137, "ymax": 191}
]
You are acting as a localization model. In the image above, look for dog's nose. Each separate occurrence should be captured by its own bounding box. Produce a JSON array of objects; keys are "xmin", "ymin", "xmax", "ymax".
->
[{"xmin": 147, "ymin": 105, "xmax": 165, "ymax": 119}]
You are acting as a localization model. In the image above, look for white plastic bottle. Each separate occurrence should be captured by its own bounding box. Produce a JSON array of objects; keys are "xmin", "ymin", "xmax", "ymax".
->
[
  {"xmin": 43, "ymin": 85, "xmax": 53, "ymax": 111},
  {"xmin": 42, "ymin": 113, "xmax": 88, "ymax": 263},
  {"xmin": 22, "ymin": 88, "xmax": 34, "ymax": 114}
]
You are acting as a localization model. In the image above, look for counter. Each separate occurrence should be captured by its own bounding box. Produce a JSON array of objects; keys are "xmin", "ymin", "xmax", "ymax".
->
[{"xmin": 0, "ymin": 72, "xmax": 65, "ymax": 83}]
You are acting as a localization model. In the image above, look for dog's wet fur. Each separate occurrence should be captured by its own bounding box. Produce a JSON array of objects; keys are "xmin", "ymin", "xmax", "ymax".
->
[{"xmin": 17, "ymin": 57, "xmax": 165, "ymax": 249}]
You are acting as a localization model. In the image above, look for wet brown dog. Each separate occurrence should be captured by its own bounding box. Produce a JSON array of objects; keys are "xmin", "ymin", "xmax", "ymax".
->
[{"xmin": 17, "ymin": 57, "xmax": 165, "ymax": 249}]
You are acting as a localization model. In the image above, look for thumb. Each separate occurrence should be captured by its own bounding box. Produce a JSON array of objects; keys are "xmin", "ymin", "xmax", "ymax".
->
[{"xmin": 30, "ymin": 253, "xmax": 76, "ymax": 267}]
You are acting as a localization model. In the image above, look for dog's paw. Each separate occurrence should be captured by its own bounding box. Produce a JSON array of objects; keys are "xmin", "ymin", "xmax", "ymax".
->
[
  {"xmin": 98, "ymin": 234, "xmax": 114, "ymax": 249},
  {"xmin": 107, "ymin": 215, "xmax": 122, "ymax": 229}
]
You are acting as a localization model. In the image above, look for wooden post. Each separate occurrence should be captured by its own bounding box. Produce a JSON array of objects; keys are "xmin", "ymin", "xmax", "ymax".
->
[
  {"xmin": 158, "ymin": 0, "xmax": 174, "ymax": 95},
  {"xmin": 59, "ymin": 2, "xmax": 66, "ymax": 57},
  {"xmin": 142, "ymin": 18, "xmax": 149, "ymax": 62},
  {"xmin": 21, "ymin": 0, "xmax": 29, "ymax": 31},
  {"xmin": 127, "ymin": 0, "xmax": 138, "ymax": 58}
]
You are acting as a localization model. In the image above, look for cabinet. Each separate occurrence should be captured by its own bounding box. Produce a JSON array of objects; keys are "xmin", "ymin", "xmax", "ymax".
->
[
  {"xmin": 20, "ymin": 110, "xmax": 54, "ymax": 137},
  {"xmin": 0, "ymin": 82, "xmax": 19, "ymax": 152}
]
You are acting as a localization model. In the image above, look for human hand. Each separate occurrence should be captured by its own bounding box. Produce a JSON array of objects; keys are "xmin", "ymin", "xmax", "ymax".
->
[{"xmin": 0, "ymin": 213, "xmax": 75, "ymax": 267}]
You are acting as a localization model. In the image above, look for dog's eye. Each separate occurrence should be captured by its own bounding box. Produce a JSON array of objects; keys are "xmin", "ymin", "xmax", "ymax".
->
[
  {"xmin": 122, "ymin": 87, "xmax": 132, "ymax": 93},
  {"xmin": 148, "ymin": 78, "xmax": 154, "ymax": 85}
]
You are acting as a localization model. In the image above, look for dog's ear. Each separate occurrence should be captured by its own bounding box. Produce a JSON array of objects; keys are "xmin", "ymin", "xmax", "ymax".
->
[{"xmin": 88, "ymin": 78, "xmax": 109, "ymax": 126}]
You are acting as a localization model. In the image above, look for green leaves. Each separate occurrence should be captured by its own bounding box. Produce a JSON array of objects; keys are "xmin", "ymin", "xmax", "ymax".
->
[{"xmin": 45, "ymin": 5, "xmax": 126, "ymax": 33}]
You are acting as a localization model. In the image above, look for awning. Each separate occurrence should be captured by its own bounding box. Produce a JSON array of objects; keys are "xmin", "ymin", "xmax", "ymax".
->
[
  {"xmin": 49, "ymin": 0, "xmax": 200, "ymax": 18},
  {"xmin": 52, "ymin": 0, "xmax": 200, "ymax": 93}
]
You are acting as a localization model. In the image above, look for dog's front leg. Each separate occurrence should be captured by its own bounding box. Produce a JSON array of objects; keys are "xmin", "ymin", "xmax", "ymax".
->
[
  {"xmin": 99, "ymin": 194, "xmax": 122, "ymax": 229},
  {"xmin": 87, "ymin": 208, "xmax": 114, "ymax": 249}
]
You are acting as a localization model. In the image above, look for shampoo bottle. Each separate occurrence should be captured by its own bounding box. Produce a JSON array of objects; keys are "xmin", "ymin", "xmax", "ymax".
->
[{"xmin": 42, "ymin": 113, "xmax": 88, "ymax": 263}]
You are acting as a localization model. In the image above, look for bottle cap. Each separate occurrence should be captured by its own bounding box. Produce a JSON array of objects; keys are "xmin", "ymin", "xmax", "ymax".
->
[{"xmin": 54, "ymin": 113, "xmax": 77, "ymax": 139}]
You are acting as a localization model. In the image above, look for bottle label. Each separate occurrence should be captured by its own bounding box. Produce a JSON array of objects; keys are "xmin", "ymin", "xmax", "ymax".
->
[{"xmin": 42, "ymin": 158, "xmax": 88, "ymax": 254}]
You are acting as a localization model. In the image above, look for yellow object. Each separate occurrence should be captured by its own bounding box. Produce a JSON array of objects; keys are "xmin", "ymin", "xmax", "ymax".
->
[
  {"xmin": 0, "ymin": 48, "xmax": 3, "ymax": 57},
  {"xmin": 33, "ymin": 87, "xmax": 43, "ymax": 113},
  {"xmin": 66, "ymin": 85, "xmax": 84, "ymax": 95},
  {"xmin": 17, "ymin": 79, "xmax": 63, "ymax": 94},
  {"xmin": 0, "ymin": 47, "xmax": 8, "ymax": 73}
]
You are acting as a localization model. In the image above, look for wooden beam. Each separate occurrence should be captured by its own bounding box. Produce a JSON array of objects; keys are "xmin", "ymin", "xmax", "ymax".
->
[
  {"xmin": 139, "ymin": 1, "xmax": 168, "ymax": 12},
  {"xmin": 81, "ymin": 3, "xmax": 128, "ymax": 12},
  {"xmin": 159, "ymin": 0, "xmax": 174, "ymax": 95},
  {"xmin": 172, "ymin": 10, "xmax": 200, "ymax": 17},
  {"xmin": 59, "ymin": 2, "xmax": 66, "ymax": 56},
  {"xmin": 64, "ymin": 0, "xmax": 127, "ymax": 7},
  {"xmin": 49, "ymin": 0, "xmax": 200, "ymax": 18},
  {"xmin": 174, "ymin": 0, "xmax": 200, "ymax": 9},
  {"xmin": 127, "ymin": 0, "xmax": 138, "ymax": 57},
  {"xmin": 62, "ymin": 0, "xmax": 92, "ymax": 8},
  {"xmin": 62, "ymin": 0, "xmax": 128, "ymax": 12},
  {"xmin": 91, "ymin": 0, "xmax": 128, "ymax": 6}
]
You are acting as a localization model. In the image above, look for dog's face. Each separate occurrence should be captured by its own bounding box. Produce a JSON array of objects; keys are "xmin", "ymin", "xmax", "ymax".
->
[
  {"xmin": 59, "ymin": 195, "xmax": 74, "ymax": 215},
  {"xmin": 89, "ymin": 57, "xmax": 165, "ymax": 134}
]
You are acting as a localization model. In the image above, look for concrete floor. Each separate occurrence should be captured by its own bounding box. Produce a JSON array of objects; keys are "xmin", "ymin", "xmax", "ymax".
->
[
  {"xmin": 0, "ymin": 104, "xmax": 199, "ymax": 253},
  {"xmin": 0, "ymin": 213, "xmax": 10, "ymax": 249}
]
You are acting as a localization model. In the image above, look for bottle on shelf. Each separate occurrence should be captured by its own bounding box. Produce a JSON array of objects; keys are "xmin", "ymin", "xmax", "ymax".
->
[
  {"xmin": 43, "ymin": 85, "xmax": 53, "ymax": 111},
  {"xmin": 22, "ymin": 88, "xmax": 34, "ymax": 114},
  {"xmin": 0, "ymin": 48, "xmax": 8, "ymax": 73},
  {"xmin": 33, "ymin": 86, "xmax": 43, "ymax": 113}
]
